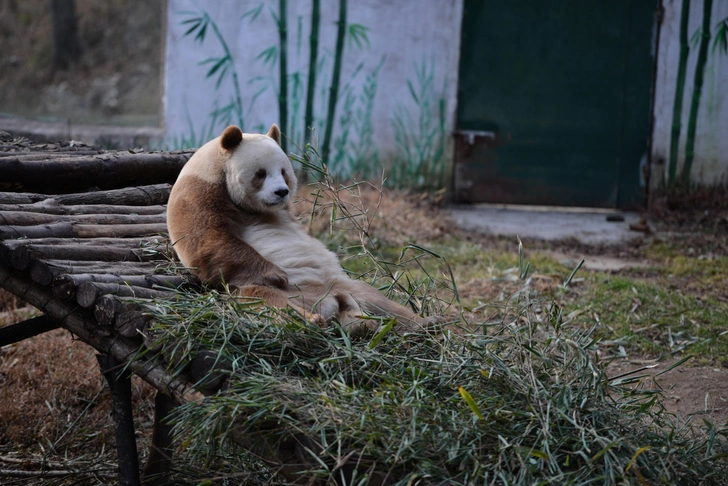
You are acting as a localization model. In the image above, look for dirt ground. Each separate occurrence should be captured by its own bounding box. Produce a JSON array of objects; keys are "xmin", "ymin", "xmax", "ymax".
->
[{"xmin": 1, "ymin": 185, "xmax": 727, "ymax": 480}]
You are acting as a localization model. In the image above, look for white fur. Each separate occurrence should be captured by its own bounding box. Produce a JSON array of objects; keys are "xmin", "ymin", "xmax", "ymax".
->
[{"xmin": 225, "ymin": 134, "xmax": 297, "ymax": 212}]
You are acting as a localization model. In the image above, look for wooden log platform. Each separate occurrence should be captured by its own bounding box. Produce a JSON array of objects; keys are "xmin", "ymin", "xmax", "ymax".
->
[{"xmin": 0, "ymin": 133, "xmax": 336, "ymax": 485}]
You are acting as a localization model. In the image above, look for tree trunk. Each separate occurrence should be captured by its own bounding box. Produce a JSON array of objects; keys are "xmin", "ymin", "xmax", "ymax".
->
[{"xmin": 51, "ymin": 0, "xmax": 82, "ymax": 70}]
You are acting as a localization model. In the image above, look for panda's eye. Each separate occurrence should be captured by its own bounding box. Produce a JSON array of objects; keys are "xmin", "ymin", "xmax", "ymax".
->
[
  {"xmin": 254, "ymin": 169, "xmax": 266, "ymax": 179},
  {"xmin": 281, "ymin": 168, "xmax": 286, "ymax": 176}
]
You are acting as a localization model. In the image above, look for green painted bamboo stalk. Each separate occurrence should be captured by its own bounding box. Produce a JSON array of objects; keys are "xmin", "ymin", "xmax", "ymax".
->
[
  {"xmin": 668, "ymin": 0, "xmax": 691, "ymax": 187},
  {"xmin": 278, "ymin": 0, "xmax": 289, "ymax": 153},
  {"xmin": 208, "ymin": 15, "xmax": 244, "ymax": 130},
  {"xmin": 322, "ymin": 0, "xmax": 347, "ymax": 163},
  {"xmin": 681, "ymin": 0, "xmax": 713, "ymax": 184},
  {"xmin": 304, "ymin": 0, "xmax": 320, "ymax": 147}
]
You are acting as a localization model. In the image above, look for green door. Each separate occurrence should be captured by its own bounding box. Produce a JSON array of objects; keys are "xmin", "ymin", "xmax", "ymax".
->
[{"xmin": 454, "ymin": 0, "xmax": 656, "ymax": 208}]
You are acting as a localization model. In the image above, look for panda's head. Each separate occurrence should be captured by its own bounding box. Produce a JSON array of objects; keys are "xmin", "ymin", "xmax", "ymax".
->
[{"xmin": 221, "ymin": 124, "xmax": 298, "ymax": 213}]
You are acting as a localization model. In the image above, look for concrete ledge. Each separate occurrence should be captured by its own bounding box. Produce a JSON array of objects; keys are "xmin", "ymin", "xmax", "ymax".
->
[
  {"xmin": 0, "ymin": 117, "xmax": 164, "ymax": 149},
  {"xmin": 447, "ymin": 204, "xmax": 646, "ymax": 246}
]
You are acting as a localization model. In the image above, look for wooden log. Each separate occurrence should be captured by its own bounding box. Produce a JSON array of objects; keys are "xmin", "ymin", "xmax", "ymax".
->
[
  {"xmin": 0, "ymin": 202, "xmax": 167, "ymax": 215},
  {"xmin": 0, "ymin": 184, "xmax": 172, "ymax": 206},
  {"xmin": 97, "ymin": 354, "xmax": 142, "ymax": 486},
  {"xmin": 0, "ymin": 151, "xmax": 192, "ymax": 193},
  {"xmin": 116, "ymin": 307, "xmax": 151, "ymax": 339},
  {"xmin": 9, "ymin": 244, "xmax": 161, "ymax": 271},
  {"xmin": 0, "ymin": 211, "xmax": 166, "ymax": 226},
  {"xmin": 53, "ymin": 273, "xmax": 190, "ymax": 300},
  {"xmin": 0, "ymin": 267, "xmax": 357, "ymax": 485},
  {"xmin": 77, "ymin": 282, "xmax": 171, "ymax": 308},
  {"xmin": 94, "ymin": 294, "xmax": 123, "ymax": 328},
  {"xmin": 0, "ymin": 222, "xmax": 168, "ymax": 240},
  {"xmin": 30, "ymin": 260, "xmax": 162, "ymax": 286},
  {"xmin": 1, "ymin": 236, "xmax": 166, "ymax": 249},
  {"xmin": 0, "ymin": 150, "xmax": 104, "ymax": 159},
  {"xmin": 0, "ymin": 265, "xmax": 203, "ymax": 406},
  {"xmin": 92, "ymin": 294, "xmax": 149, "ymax": 338},
  {"xmin": 140, "ymin": 392, "xmax": 176, "ymax": 483},
  {"xmin": 0, "ymin": 315, "xmax": 61, "ymax": 347}
]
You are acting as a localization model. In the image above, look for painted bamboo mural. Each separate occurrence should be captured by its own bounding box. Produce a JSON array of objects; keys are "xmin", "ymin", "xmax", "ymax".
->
[
  {"xmin": 668, "ymin": 0, "xmax": 691, "ymax": 187},
  {"xmin": 304, "ymin": 0, "xmax": 320, "ymax": 147},
  {"xmin": 321, "ymin": 0, "xmax": 348, "ymax": 163},
  {"xmin": 277, "ymin": 0, "xmax": 289, "ymax": 153},
  {"xmin": 681, "ymin": 0, "xmax": 713, "ymax": 184}
]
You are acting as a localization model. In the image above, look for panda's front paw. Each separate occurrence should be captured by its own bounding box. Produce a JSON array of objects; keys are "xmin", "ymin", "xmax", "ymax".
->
[{"xmin": 257, "ymin": 264, "xmax": 289, "ymax": 289}]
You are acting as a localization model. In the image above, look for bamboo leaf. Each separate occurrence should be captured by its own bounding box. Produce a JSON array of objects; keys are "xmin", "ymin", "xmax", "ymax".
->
[
  {"xmin": 205, "ymin": 56, "xmax": 229, "ymax": 79},
  {"xmin": 256, "ymin": 46, "xmax": 278, "ymax": 66},
  {"xmin": 563, "ymin": 259, "xmax": 584, "ymax": 288},
  {"xmin": 712, "ymin": 19, "xmax": 728, "ymax": 54},
  {"xmin": 242, "ymin": 4, "xmax": 264, "ymax": 22},
  {"xmin": 458, "ymin": 386, "xmax": 483, "ymax": 420},
  {"xmin": 195, "ymin": 21, "xmax": 208, "ymax": 42},
  {"xmin": 625, "ymin": 446, "xmax": 650, "ymax": 472},
  {"xmin": 368, "ymin": 319, "xmax": 395, "ymax": 349},
  {"xmin": 183, "ymin": 20, "xmax": 202, "ymax": 37},
  {"xmin": 347, "ymin": 23, "xmax": 370, "ymax": 49}
]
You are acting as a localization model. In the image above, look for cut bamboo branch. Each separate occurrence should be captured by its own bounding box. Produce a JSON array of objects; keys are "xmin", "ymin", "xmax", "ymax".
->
[
  {"xmin": 30, "ymin": 260, "xmax": 163, "ymax": 286},
  {"xmin": 1, "ymin": 222, "xmax": 168, "ymax": 240},
  {"xmin": 77, "ymin": 281, "xmax": 172, "ymax": 308},
  {"xmin": 0, "ymin": 151, "xmax": 192, "ymax": 193},
  {"xmin": 0, "ymin": 211, "xmax": 166, "ymax": 226}
]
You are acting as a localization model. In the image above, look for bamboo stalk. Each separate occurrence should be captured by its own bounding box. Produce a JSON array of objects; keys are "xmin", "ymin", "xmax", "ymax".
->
[
  {"xmin": 681, "ymin": 0, "xmax": 714, "ymax": 184},
  {"xmin": 321, "ymin": 0, "xmax": 347, "ymax": 163}
]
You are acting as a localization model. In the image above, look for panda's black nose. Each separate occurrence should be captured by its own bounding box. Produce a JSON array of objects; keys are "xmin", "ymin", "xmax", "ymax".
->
[{"xmin": 274, "ymin": 188, "xmax": 289, "ymax": 198}]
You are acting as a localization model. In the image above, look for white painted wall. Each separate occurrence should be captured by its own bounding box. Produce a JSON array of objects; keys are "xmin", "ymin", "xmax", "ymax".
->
[
  {"xmin": 164, "ymin": 0, "xmax": 463, "ymax": 185},
  {"xmin": 652, "ymin": 0, "xmax": 728, "ymax": 187}
]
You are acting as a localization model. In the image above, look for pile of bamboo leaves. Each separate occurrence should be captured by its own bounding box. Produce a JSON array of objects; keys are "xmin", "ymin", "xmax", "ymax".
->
[{"xmin": 138, "ymin": 277, "xmax": 728, "ymax": 485}]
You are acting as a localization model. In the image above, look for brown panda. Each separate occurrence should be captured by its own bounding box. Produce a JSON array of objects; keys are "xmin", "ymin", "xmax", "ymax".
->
[{"xmin": 167, "ymin": 124, "xmax": 432, "ymax": 333}]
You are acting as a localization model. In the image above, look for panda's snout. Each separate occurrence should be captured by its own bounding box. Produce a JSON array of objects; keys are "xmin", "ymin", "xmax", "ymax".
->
[{"xmin": 274, "ymin": 188, "xmax": 289, "ymax": 198}]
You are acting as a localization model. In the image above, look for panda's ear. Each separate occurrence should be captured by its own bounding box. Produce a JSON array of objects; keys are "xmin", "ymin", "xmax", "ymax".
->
[
  {"xmin": 221, "ymin": 125, "xmax": 243, "ymax": 151},
  {"xmin": 266, "ymin": 124, "xmax": 281, "ymax": 145}
]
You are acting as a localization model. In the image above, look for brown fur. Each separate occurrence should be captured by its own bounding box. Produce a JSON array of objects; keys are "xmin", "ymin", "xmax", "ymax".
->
[{"xmin": 167, "ymin": 124, "xmax": 436, "ymax": 333}]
